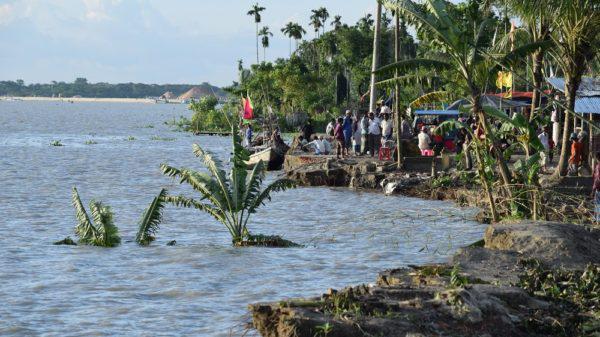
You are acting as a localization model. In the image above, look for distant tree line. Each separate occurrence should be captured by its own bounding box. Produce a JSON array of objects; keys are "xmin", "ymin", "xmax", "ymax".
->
[{"xmin": 0, "ymin": 78, "xmax": 226, "ymax": 98}]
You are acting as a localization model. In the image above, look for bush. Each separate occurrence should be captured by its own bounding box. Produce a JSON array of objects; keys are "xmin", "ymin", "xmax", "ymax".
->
[{"xmin": 189, "ymin": 97, "xmax": 231, "ymax": 132}]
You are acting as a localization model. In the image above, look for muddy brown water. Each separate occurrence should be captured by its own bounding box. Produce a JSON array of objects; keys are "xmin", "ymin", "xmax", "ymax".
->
[{"xmin": 0, "ymin": 101, "xmax": 485, "ymax": 336}]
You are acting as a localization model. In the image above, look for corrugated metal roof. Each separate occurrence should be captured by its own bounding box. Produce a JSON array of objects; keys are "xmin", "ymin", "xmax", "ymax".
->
[
  {"xmin": 414, "ymin": 110, "xmax": 459, "ymax": 116},
  {"xmin": 575, "ymin": 97, "xmax": 600, "ymax": 114},
  {"xmin": 546, "ymin": 77, "xmax": 600, "ymax": 97}
]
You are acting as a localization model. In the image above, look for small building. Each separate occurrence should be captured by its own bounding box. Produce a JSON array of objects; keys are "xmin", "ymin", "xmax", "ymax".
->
[{"xmin": 161, "ymin": 91, "xmax": 176, "ymax": 100}]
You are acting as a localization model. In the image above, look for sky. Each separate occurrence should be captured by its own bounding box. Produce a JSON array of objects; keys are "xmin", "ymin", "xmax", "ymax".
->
[{"xmin": 0, "ymin": 0, "xmax": 378, "ymax": 87}]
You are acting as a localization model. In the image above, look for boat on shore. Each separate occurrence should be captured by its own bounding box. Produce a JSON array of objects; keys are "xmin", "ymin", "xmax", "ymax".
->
[{"xmin": 246, "ymin": 146, "xmax": 286, "ymax": 171}]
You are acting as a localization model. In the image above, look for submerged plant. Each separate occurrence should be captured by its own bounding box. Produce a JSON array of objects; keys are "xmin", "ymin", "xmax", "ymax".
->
[
  {"xmin": 135, "ymin": 188, "xmax": 168, "ymax": 246},
  {"xmin": 71, "ymin": 187, "xmax": 121, "ymax": 247},
  {"xmin": 84, "ymin": 140, "xmax": 98, "ymax": 145},
  {"xmin": 150, "ymin": 136, "xmax": 176, "ymax": 141},
  {"xmin": 161, "ymin": 124, "xmax": 296, "ymax": 246},
  {"xmin": 125, "ymin": 136, "xmax": 136, "ymax": 141},
  {"xmin": 50, "ymin": 140, "xmax": 63, "ymax": 146}
]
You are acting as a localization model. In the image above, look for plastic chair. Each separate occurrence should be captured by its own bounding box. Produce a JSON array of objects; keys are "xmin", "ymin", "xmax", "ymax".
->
[{"xmin": 379, "ymin": 146, "xmax": 392, "ymax": 161}]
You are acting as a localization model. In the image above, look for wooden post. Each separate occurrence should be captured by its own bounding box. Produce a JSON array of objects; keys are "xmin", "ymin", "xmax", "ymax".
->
[
  {"xmin": 394, "ymin": 12, "xmax": 403, "ymax": 169},
  {"xmin": 369, "ymin": 1, "xmax": 382, "ymax": 114}
]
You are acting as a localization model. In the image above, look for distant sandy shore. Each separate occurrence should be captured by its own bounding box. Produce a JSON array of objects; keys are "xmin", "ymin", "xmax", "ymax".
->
[{"xmin": 1, "ymin": 97, "xmax": 186, "ymax": 104}]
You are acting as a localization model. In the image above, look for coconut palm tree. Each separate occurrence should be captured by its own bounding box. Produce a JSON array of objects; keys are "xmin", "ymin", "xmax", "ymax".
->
[
  {"xmin": 259, "ymin": 26, "xmax": 273, "ymax": 62},
  {"xmin": 71, "ymin": 187, "xmax": 121, "ymax": 247},
  {"xmin": 247, "ymin": 3, "xmax": 266, "ymax": 64},
  {"xmin": 379, "ymin": 0, "xmax": 519, "ymax": 219},
  {"xmin": 548, "ymin": 0, "xmax": 600, "ymax": 176},
  {"xmin": 331, "ymin": 15, "xmax": 343, "ymax": 31},
  {"xmin": 502, "ymin": 0, "xmax": 551, "ymax": 122},
  {"xmin": 357, "ymin": 14, "xmax": 374, "ymax": 31},
  {"xmin": 160, "ymin": 124, "xmax": 296, "ymax": 246}
]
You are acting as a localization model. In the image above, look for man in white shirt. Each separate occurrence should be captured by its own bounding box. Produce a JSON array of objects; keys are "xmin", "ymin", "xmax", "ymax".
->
[
  {"xmin": 321, "ymin": 136, "xmax": 332, "ymax": 155},
  {"xmin": 367, "ymin": 112, "xmax": 381, "ymax": 157},
  {"xmin": 418, "ymin": 126, "xmax": 431, "ymax": 156},
  {"xmin": 380, "ymin": 113, "xmax": 393, "ymax": 141},
  {"xmin": 325, "ymin": 119, "xmax": 335, "ymax": 137},
  {"xmin": 538, "ymin": 127, "xmax": 550, "ymax": 171}
]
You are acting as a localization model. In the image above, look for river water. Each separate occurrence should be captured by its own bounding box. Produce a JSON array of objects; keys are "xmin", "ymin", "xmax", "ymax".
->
[{"xmin": 0, "ymin": 101, "xmax": 485, "ymax": 336}]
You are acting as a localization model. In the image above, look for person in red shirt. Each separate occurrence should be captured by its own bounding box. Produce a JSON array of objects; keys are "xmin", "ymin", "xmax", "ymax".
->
[
  {"xmin": 334, "ymin": 117, "xmax": 345, "ymax": 159},
  {"xmin": 569, "ymin": 133, "xmax": 583, "ymax": 176}
]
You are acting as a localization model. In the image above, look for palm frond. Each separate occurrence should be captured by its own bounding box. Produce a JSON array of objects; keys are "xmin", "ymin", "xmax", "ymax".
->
[
  {"xmin": 374, "ymin": 58, "xmax": 451, "ymax": 76},
  {"xmin": 136, "ymin": 188, "xmax": 168, "ymax": 246},
  {"xmin": 163, "ymin": 194, "xmax": 234, "ymax": 236},
  {"xmin": 160, "ymin": 164, "xmax": 229, "ymax": 211},
  {"xmin": 410, "ymin": 90, "xmax": 450, "ymax": 107},
  {"xmin": 375, "ymin": 74, "xmax": 437, "ymax": 88},
  {"xmin": 89, "ymin": 201, "xmax": 120, "ymax": 247},
  {"xmin": 242, "ymin": 160, "xmax": 266, "ymax": 210},
  {"xmin": 71, "ymin": 187, "xmax": 98, "ymax": 244},
  {"xmin": 497, "ymin": 40, "xmax": 555, "ymax": 69},
  {"xmin": 191, "ymin": 144, "xmax": 233, "ymax": 210}
]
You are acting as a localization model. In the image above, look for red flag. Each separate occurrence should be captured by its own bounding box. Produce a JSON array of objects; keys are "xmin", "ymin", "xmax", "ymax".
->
[{"xmin": 243, "ymin": 96, "xmax": 254, "ymax": 120}]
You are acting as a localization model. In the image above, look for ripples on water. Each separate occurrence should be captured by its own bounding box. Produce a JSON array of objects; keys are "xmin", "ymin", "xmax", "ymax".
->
[{"xmin": 0, "ymin": 101, "xmax": 485, "ymax": 336}]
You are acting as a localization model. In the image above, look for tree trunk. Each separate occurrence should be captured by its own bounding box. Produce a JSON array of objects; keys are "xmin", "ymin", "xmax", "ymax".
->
[
  {"xmin": 394, "ymin": 12, "xmax": 403, "ymax": 169},
  {"xmin": 256, "ymin": 22, "xmax": 260, "ymax": 64},
  {"xmin": 529, "ymin": 50, "xmax": 544, "ymax": 121},
  {"xmin": 557, "ymin": 75, "xmax": 579, "ymax": 176},
  {"xmin": 473, "ymin": 141, "xmax": 499, "ymax": 222},
  {"xmin": 369, "ymin": 2, "xmax": 382, "ymax": 113}
]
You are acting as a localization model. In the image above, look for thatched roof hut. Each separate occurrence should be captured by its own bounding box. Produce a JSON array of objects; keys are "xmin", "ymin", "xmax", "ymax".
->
[
  {"xmin": 178, "ymin": 87, "xmax": 215, "ymax": 100},
  {"xmin": 161, "ymin": 91, "xmax": 176, "ymax": 99}
]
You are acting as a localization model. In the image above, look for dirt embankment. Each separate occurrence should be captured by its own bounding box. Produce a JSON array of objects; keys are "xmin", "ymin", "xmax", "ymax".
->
[{"xmin": 250, "ymin": 221, "xmax": 600, "ymax": 337}]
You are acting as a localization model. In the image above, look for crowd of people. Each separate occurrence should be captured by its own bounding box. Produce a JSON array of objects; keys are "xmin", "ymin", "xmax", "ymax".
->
[{"xmin": 298, "ymin": 106, "xmax": 406, "ymax": 159}]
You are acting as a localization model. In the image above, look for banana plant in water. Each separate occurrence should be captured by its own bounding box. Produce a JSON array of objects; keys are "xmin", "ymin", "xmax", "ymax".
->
[
  {"xmin": 135, "ymin": 188, "xmax": 168, "ymax": 246},
  {"xmin": 161, "ymin": 124, "xmax": 297, "ymax": 246},
  {"xmin": 71, "ymin": 187, "xmax": 121, "ymax": 247}
]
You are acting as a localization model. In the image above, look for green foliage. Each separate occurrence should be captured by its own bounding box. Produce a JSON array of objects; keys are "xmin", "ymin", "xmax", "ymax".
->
[
  {"xmin": 161, "ymin": 124, "xmax": 296, "ymax": 245},
  {"xmin": 71, "ymin": 187, "xmax": 121, "ymax": 247},
  {"xmin": 450, "ymin": 264, "xmax": 468, "ymax": 288},
  {"xmin": 50, "ymin": 140, "xmax": 63, "ymax": 146},
  {"xmin": 431, "ymin": 175, "xmax": 452, "ymax": 188},
  {"xmin": 54, "ymin": 237, "xmax": 77, "ymax": 245},
  {"xmin": 518, "ymin": 260, "xmax": 600, "ymax": 336},
  {"xmin": 125, "ymin": 136, "xmax": 136, "ymax": 141},
  {"xmin": 314, "ymin": 322, "xmax": 334, "ymax": 336},
  {"xmin": 189, "ymin": 96, "xmax": 231, "ymax": 133},
  {"xmin": 84, "ymin": 140, "xmax": 98, "ymax": 145},
  {"xmin": 136, "ymin": 189, "xmax": 168, "ymax": 246}
]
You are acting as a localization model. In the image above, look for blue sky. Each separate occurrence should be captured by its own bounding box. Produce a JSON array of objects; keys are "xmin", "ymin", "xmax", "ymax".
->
[{"xmin": 0, "ymin": 0, "xmax": 379, "ymax": 86}]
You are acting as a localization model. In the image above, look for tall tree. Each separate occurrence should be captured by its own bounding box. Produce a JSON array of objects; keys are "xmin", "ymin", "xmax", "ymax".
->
[
  {"xmin": 310, "ymin": 10, "xmax": 323, "ymax": 38},
  {"xmin": 259, "ymin": 26, "xmax": 273, "ymax": 62},
  {"xmin": 550, "ymin": 0, "xmax": 600, "ymax": 176},
  {"xmin": 331, "ymin": 15, "xmax": 343, "ymax": 30},
  {"xmin": 247, "ymin": 3, "xmax": 266, "ymax": 64},
  {"xmin": 317, "ymin": 7, "xmax": 330, "ymax": 35},
  {"xmin": 369, "ymin": 2, "xmax": 383, "ymax": 114},
  {"xmin": 282, "ymin": 23, "xmax": 306, "ymax": 54}
]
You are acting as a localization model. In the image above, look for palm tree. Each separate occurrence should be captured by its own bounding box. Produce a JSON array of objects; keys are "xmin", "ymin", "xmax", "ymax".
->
[
  {"xmin": 316, "ymin": 7, "xmax": 330, "ymax": 35},
  {"xmin": 291, "ymin": 23, "xmax": 306, "ymax": 51},
  {"xmin": 259, "ymin": 26, "xmax": 273, "ymax": 62},
  {"xmin": 160, "ymin": 124, "xmax": 296, "ymax": 246},
  {"xmin": 331, "ymin": 15, "xmax": 342, "ymax": 30},
  {"xmin": 282, "ymin": 22, "xmax": 296, "ymax": 56},
  {"xmin": 548, "ymin": 0, "xmax": 600, "ymax": 176},
  {"xmin": 357, "ymin": 14, "xmax": 374, "ymax": 31},
  {"xmin": 247, "ymin": 3, "xmax": 266, "ymax": 64},
  {"xmin": 504, "ymin": 0, "xmax": 551, "ymax": 122},
  {"xmin": 71, "ymin": 187, "xmax": 121, "ymax": 247},
  {"xmin": 379, "ymin": 0, "xmax": 520, "ymax": 220},
  {"xmin": 310, "ymin": 10, "xmax": 323, "ymax": 38}
]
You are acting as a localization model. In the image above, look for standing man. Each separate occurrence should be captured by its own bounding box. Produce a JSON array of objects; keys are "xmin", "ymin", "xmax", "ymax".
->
[
  {"xmin": 343, "ymin": 110, "xmax": 354, "ymax": 157},
  {"xmin": 538, "ymin": 127, "xmax": 550, "ymax": 172},
  {"xmin": 360, "ymin": 111, "xmax": 370, "ymax": 155},
  {"xmin": 326, "ymin": 119, "xmax": 335, "ymax": 137},
  {"xmin": 368, "ymin": 112, "xmax": 381, "ymax": 157},
  {"xmin": 418, "ymin": 126, "xmax": 432, "ymax": 156},
  {"xmin": 380, "ymin": 113, "xmax": 393, "ymax": 142}
]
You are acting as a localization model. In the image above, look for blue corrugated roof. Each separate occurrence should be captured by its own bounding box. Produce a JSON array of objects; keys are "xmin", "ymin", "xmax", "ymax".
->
[
  {"xmin": 547, "ymin": 77, "xmax": 600, "ymax": 114},
  {"xmin": 414, "ymin": 110, "xmax": 460, "ymax": 116},
  {"xmin": 547, "ymin": 77, "xmax": 600, "ymax": 97},
  {"xmin": 575, "ymin": 97, "xmax": 600, "ymax": 114}
]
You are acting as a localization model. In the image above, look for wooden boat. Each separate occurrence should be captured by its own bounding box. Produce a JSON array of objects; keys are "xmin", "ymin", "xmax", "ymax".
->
[{"xmin": 246, "ymin": 146, "xmax": 286, "ymax": 171}]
